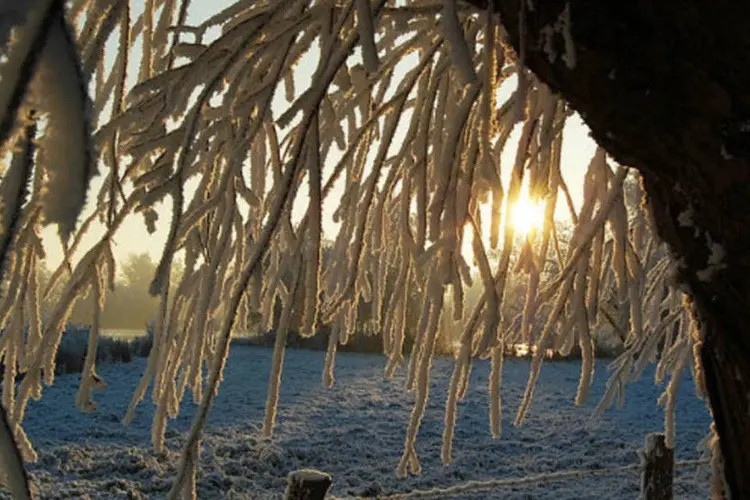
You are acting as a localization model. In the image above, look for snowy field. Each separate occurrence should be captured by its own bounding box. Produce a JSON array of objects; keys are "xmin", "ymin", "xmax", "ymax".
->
[{"xmin": 9, "ymin": 347, "xmax": 711, "ymax": 499}]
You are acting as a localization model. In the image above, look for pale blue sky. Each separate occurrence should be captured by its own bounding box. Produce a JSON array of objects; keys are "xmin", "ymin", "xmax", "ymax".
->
[{"xmin": 41, "ymin": 0, "xmax": 594, "ymax": 267}]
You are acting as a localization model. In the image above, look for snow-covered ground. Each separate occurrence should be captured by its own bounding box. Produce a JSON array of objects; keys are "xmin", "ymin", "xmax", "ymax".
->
[{"xmin": 9, "ymin": 347, "xmax": 711, "ymax": 499}]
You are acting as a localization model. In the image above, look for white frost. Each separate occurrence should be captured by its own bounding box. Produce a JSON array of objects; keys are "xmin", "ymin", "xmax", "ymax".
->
[
  {"xmin": 560, "ymin": 3, "xmax": 576, "ymax": 69},
  {"xmin": 539, "ymin": 3, "xmax": 577, "ymax": 69},
  {"xmin": 31, "ymin": 10, "xmax": 95, "ymax": 240},
  {"xmin": 540, "ymin": 26, "xmax": 557, "ymax": 64},
  {"xmin": 696, "ymin": 234, "xmax": 727, "ymax": 282},
  {"xmin": 13, "ymin": 349, "xmax": 715, "ymax": 498},
  {"xmin": 677, "ymin": 206, "xmax": 694, "ymax": 228}
]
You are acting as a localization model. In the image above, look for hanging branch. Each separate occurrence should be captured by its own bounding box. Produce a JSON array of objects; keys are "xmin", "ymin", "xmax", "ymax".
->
[
  {"xmin": 0, "ymin": 110, "xmax": 36, "ymax": 500},
  {"xmin": 0, "ymin": 0, "xmax": 59, "ymax": 155}
]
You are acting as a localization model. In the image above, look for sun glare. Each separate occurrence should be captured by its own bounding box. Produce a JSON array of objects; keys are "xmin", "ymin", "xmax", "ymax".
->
[
  {"xmin": 460, "ymin": 193, "xmax": 545, "ymax": 273},
  {"xmin": 511, "ymin": 196, "xmax": 545, "ymax": 236}
]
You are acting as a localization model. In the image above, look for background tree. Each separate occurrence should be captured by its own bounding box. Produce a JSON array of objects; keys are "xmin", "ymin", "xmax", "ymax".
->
[{"xmin": 68, "ymin": 252, "xmax": 183, "ymax": 330}]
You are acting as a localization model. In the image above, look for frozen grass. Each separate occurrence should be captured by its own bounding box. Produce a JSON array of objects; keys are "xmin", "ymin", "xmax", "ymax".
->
[{"xmin": 5, "ymin": 346, "xmax": 711, "ymax": 499}]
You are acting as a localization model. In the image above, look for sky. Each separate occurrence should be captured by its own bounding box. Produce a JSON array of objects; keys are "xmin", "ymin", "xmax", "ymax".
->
[{"xmin": 39, "ymin": 0, "xmax": 595, "ymax": 268}]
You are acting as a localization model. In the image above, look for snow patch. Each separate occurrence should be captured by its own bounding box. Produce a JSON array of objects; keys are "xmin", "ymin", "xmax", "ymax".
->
[
  {"xmin": 696, "ymin": 234, "xmax": 727, "ymax": 282},
  {"xmin": 643, "ymin": 433, "xmax": 660, "ymax": 455},
  {"xmin": 13, "ymin": 348, "xmax": 712, "ymax": 499},
  {"xmin": 539, "ymin": 3, "xmax": 576, "ymax": 69},
  {"xmin": 677, "ymin": 207, "xmax": 694, "ymax": 228},
  {"xmin": 540, "ymin": 26, "xmax": 556, "ymax": 64},
  {"xmin": 288, "ymin": 469, "xmax": 330, "ymax": 482},
  {"xmin": 560, "ymin": 3, "xmax": 576, "ymax": 69},
  {"xmin": 677, "ymin": 206, "xmax": 701, "ymax": 238}
]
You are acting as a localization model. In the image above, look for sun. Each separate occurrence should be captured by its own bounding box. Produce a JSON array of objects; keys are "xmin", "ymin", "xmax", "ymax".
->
[
  {"xmin": 511, "ymin": 195, "xmax": 545, "ymax": 236},
  {"xmin": 460, "ymin": 194, "xmax": 545, "ymax": 274}
]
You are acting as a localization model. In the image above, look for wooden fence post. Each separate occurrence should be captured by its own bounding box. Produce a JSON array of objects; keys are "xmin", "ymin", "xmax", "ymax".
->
[
  {"xmin": 285, "ymin": 469, "xmax": 332, "ymax": 500},
  {"xmin": 640, "ymin": 433, "xmax": 673, "ymax": 500}
]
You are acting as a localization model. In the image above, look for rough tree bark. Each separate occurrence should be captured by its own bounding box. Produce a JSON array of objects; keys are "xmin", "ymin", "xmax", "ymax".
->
[{"xmin": 463, "ymin": 0, "xmax": 750, "ymax": 497}]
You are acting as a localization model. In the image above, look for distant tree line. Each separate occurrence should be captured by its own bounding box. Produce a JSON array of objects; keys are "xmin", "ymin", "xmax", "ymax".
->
[
  {"xmin": 59, "ymin": 233, "xmax": 629, "ymax": 359},
  {"xmin": 40, "ymin": 253, "xmax": 181, "ymax": 332}
]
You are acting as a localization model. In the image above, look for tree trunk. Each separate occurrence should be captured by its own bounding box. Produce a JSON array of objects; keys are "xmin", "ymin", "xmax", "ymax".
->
[{"xmin": 463, "ymin": 0, "xmax": 750, "ymax": 497}]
